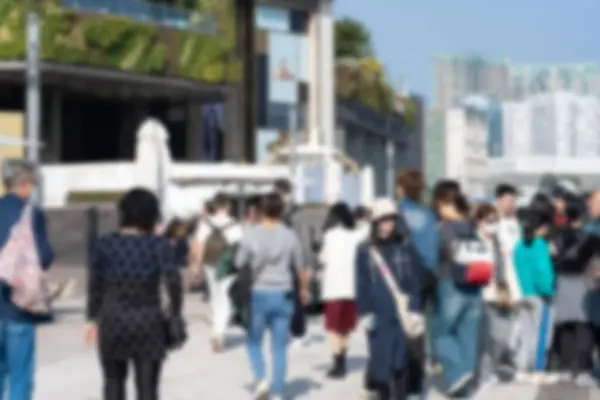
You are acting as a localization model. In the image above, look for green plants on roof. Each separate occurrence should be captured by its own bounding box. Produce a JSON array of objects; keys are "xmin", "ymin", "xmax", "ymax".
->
[{"xmin": 0, "ymin": 0, "xmax": 240, "ymax": 82}]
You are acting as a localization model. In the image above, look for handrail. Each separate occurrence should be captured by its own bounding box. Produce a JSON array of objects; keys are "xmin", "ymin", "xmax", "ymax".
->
[{"xmin": 60, "ymin": 0, "xmax": 216, "ymax": 34}]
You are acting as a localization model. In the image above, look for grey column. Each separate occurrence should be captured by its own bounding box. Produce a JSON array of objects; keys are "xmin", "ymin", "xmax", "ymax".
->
[
  {"xmin": 318, "ymin": 0, "xmax": 335, "ymax": 149},
  {"xmin": 48, "ymin": 89, "xmax": 62, "ymax": 162},
  {"xmin": 186, "ymin": 101, "xmax": 203, "ymax": 161},
  {"xmin": 223, "ymin": 87, "xmax": 242, "ymax": 160}
]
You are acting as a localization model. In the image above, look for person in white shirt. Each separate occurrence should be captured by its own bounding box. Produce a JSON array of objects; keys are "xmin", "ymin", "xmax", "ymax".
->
[
  {"xmin": 192, "ymin": 193, "xmax": 243, "ymax": 352},
  {"xmin": 493, "ymin": 184, "xmax": 523, "ymax": 304},
  {"xmin": 478, "ymin": 184, "xmax": 523, "ymax": 384},
  {"xmin": 319, "ymin": 203, "xmax": 365, "ymax": 379},
  {"xmin": 354, "ymin": 206, "xmax": 371, "ymax": 241}
]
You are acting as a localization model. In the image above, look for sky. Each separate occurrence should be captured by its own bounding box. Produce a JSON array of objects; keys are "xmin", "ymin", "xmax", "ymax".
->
[{"xmin": 334, "ymin": 0, "xmax": 600, "ymax": 102}]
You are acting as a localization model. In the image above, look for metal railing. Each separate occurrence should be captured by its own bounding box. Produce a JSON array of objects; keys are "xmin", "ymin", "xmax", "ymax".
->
[{"xmin": 61, "ymin": 0, "xmax": 216, "ymax": 34}]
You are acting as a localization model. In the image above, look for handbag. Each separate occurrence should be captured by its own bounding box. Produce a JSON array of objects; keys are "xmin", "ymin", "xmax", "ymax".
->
[
  {"xmin": 229, "ymin": 260, "xmax": 269, "ymax": 328},
  {"xmin": 164, "ymin": 315, "xmax": 187, "ymax": 350},
  {"xmin": 368, "ymin": 247, "xmax": 425, "ymax": 339},
  {"xmin": 0, "ymin": 204, "xmax": 51, "ymax": 315}
]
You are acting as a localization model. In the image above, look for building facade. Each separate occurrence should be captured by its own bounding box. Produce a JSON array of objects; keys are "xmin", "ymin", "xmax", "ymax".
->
[
  {"xmin": 434, "ymin": 55, "xmax": 600, "ymax": 109},
  {"xmin": 434, "ymin": 55, "xmax": 512, "ymax": 109},
  {"xmin": 253, "ymin": 0, "xmax": 335, "ymax": 163},
  {"xmin": 487, "ymin": 93, "xmax": 600, "ymax": 195},
  {"xmin": 424, "ymin": 109, "xmax": 447, "ymax": 192},
  {"xmin": 425, "ymin": 106, "xmax": 488, "ymax": 196},
  {"xmin": 511, "ymin": 64, "xmax": 600, "ymax": 100},
  {"xmin": 338, "ymin": 98, "xmax": 422, "ymax": 197},
  {"xmin": 0, "ymin": 0, "xmax": 335, "ymax": 165}
]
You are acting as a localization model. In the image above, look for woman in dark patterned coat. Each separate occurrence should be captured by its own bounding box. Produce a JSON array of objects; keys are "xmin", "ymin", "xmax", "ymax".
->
[{"xmin": 85, "ymin": 188, "xmax": 184, "ymax": 400}]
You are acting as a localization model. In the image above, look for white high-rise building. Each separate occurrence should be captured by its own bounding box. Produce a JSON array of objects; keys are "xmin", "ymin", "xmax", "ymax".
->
[
  {"xmin": 442, "ymin": 107, "xmax": 489, "ymax": 196},
  {"xmin": 488, "ymin": 92, "xmax": 600, "ymax": 196}
]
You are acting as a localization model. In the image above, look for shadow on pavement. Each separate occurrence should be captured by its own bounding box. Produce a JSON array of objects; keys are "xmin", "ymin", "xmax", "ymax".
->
[
  {"xmin": 285, "ymin": 377, "xmax": 323, "ymax": 399},
  {"xmin": 534, "ymin": 383, "xmax": 592, "ymax": 400},
  {"xmin": 224, "ymin": 333, "xmax": 246, "ymax": 352}
]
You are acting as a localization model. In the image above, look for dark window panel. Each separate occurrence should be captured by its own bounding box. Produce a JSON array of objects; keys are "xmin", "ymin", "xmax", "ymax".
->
[
  {"xmin": 255, "ymin": 29, "xmax": 268, "ymax": 54},
  {"xmin": 256, "ymin": 54, "xmax": 269, "ymax": 127},
  {"xmin": 290, "ymin": 10, "xmax": 309, "ymax": 33},
  {"xmin": 298, "ymin": 82, "xmax": 308, "ymax": 104}
]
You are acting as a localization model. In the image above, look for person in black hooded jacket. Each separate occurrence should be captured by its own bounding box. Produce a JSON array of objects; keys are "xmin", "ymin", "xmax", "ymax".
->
[{"xmin": 551, "ymin": 198, "xmax": 598, "ymax": 380}]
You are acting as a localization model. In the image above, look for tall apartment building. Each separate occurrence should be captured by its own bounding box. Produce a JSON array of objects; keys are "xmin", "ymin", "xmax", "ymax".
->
[
  {"xmin": 434, "ymin": 55, "xmax": 512, "ymax": 109},
  {"xmin": 512, "ymin": 64, "xmax": 600, "ymax": 100},
  {"xmin": 424, "ymin": 106, "xmax": 488, "ymax": 196},
  {"xmin": 434, "ymin": 55, "xmax": 600, "ymax": 108},
  {"xmin": 500, "ymin": 93, "xmax": 600, "ymax": 158},
  {"xmin": 487, "ymin": 93, "xmax": 600, "ymax": 196}
]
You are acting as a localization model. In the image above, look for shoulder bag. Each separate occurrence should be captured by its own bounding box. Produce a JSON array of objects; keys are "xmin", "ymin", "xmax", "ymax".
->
[
  {"xmin": 0, "ymin": 204, "xmax": 51, "ymax": 315},
  {"xmin": 229, "ymin": 258, "xmax": 269, "ymax": 329},
  {"xmin": 368, "ymin": 247, "xmax": 425, "ymax": 339}
]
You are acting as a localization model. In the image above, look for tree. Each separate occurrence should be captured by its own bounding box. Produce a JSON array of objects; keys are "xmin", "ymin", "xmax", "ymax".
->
[{"xmin": 334, "ymin": 17, "xmax": 372, "ymax": 59}]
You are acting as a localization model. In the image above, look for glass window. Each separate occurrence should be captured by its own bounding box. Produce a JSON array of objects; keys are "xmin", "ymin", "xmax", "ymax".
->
[
  {"xmin": 267, "ymin": 102, "xmax": 305, "ymax": 132},
  {"xmin": 255, "ymin": 128, "xmax": 280, "ymax": 163},
  {"xmin": 269, "ymin": 32, "xmax": 301, "ymax": 103},
  {"xmin": 256, "ymin": 6, "xmax": 290, "ymax": 32},
  {"xmin": 290, "ymin": 10, "xmax": 309, "ymax": 33},
  {"xmin": 297, "ymin": 35, "xmax": 308, "ymax": 82}
]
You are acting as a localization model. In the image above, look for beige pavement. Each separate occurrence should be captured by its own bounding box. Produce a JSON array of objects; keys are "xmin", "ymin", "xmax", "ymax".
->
[{"xmin": 32, "ymin": 296, "xmax": 598, "ymax": 399}]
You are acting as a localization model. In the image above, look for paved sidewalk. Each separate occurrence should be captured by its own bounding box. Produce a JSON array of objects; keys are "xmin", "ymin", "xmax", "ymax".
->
[{"xmin": 33, "ymin": 297, "xmax": 599, "ymax": 399}]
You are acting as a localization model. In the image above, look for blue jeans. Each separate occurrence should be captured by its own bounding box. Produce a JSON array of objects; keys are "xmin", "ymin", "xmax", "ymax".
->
[
  {"xmin": 434, "ymin": 280, "xmax": 483, "ymax": 391},
  {"xmin": 247, "ymin": 290, "xmax": 293, "ymax": 395},
  {"xmin": 0, "ymin": 321, "xmax": 36, "ymax": 400}
]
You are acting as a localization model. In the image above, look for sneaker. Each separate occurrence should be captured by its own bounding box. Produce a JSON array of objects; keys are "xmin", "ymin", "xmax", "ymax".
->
[
  {"xmin": 253, "ymin": 380, "xmax": 270, "ymax": 400},
  {"xmin": 574, "ymin": 373, "xmax": 597, "ymax": 387},
  {"xmin": 210, "ymin": 336, "xmax": 223, "ymax": 353},
  {"xmin": 290, "ymin": 337, "xmax": 306, "ymax": 350},
  {"xmin": 360, "ymin": 389, "xmax": 378, "ymax": 399},
  {"xmin": 447, "ymin": 373, "xmax": 472, "ymax": 396}
]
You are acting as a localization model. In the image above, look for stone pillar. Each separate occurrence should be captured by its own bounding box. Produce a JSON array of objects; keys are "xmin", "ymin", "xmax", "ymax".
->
[
  {"xmin": 186, "ymin": 101, "xmax": 203, "ymax": 161},
  {"xmin": 307, "ymin": 9, "xmax": 320, "ymax": 144},
  {"xmin": 314, "ymin": 0, "xmax": 337, "ymax": 203},
  {"xmin": 318, "ymin": 0, "xmax": 335, "ymax": 149}
]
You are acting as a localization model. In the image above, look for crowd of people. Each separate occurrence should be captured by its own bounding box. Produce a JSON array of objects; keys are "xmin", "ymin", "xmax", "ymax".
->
[{"xmin": 3, "ymin": 157, "xmax": 600, "ymax": 399}]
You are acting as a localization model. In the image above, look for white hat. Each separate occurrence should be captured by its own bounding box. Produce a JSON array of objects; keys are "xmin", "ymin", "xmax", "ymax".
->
[{"xmin": 371, "ymin": 197, "xmax": 398, "ymax": 221}]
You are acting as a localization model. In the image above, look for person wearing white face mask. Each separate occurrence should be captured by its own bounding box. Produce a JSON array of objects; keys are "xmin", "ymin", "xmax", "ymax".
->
[
  {"xmin": 493, "ymin": 184, "xmax": 523, "ymax": 305},
  {"xmin": 474, "ymin": 203, "xmax": 520, "ymax": 387}
]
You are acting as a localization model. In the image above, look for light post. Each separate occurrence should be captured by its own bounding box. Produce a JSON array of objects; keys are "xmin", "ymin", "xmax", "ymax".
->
[{"xmin": 25, "ymin": 10, "xmax": 42, "ymax": 204}]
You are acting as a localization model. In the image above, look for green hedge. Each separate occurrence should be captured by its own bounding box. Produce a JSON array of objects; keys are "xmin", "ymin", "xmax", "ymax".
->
[{"xmin": 0, "ymin": 0, "xmax": 240, "ymax": 82}]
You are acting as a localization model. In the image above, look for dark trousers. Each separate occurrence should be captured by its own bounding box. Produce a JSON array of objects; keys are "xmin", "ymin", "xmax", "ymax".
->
[
  {"xmin": 406, "ymin": 345, "xmax": 425, "ymax": 395},
  {"xmin": 290, "ymin": 275, "xmax": 306, "ymax": 338},
  {"xmin": 554, "ymin": 322, "xmax": 593, "ymax": 374},
  {"xmin": 101, "ymin": 358, "xmax": 162, "ymax": 400},
  {"xmin": 365, "ymin": 369, "xmax": 409, "ymax": 400}
]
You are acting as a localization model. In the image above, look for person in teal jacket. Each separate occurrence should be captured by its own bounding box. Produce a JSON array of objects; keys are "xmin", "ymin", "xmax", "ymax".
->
[{"xmin": 512, "ymin": 204, "xmax": 556, "ymax": 379}]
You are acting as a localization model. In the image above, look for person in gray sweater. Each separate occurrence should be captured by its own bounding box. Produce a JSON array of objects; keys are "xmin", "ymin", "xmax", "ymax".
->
[{"xmin": 235, "ymin": 193, "xmax": 309, "ymax": 400}]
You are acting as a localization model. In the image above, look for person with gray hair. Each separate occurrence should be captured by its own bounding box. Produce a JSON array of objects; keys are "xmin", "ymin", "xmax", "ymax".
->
[{"xmin": 0, "ymin": 158, "xmax": 54, "ymax": 400}]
